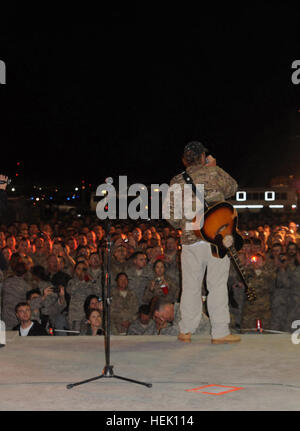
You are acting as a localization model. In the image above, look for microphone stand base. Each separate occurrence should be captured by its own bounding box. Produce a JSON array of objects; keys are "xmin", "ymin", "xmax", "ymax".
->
[{"xmin": 66, "ymin": 365, "xmax": 152, "ymax": 389}]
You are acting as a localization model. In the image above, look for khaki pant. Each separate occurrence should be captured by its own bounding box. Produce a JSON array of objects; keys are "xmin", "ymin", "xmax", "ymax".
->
[{"xmin": 179, "ymin": 241, "xmax": 230, "ymax": 339}]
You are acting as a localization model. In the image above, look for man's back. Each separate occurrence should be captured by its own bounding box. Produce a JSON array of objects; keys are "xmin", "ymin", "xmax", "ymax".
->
[{"xmin": 169, "ymin": 163, "xmax": 238, "ymax": 245}]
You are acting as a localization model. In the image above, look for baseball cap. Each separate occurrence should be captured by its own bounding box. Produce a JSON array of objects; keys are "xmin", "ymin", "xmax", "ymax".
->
[{"xmin": 183, "ymin": 141, "xmax": 208, "ymax": 163}]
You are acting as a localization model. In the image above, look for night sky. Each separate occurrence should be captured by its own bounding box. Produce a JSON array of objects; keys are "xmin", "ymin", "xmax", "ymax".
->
[{"xmin": 1, "ymin": 4, "xmax": 300, "ymax": 189}]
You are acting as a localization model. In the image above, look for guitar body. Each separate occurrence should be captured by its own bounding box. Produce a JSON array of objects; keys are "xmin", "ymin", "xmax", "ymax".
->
[
  {"xmin": 193, "ymin": 201, "xmax": 256, "ymax": 301},
  {"xmin": 193, "ymin": 202, "xmax": 243, "ymax": 258}
]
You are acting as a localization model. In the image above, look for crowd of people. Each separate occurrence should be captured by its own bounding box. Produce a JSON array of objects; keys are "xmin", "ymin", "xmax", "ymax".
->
[{"xmin": 0, "ymin": 209, "xmax": 300, "ymax": 337}]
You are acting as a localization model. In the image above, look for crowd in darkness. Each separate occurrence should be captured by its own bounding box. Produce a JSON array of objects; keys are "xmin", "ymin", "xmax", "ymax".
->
[{"xmin": 0, "ymin": 209, "xmax": 300, "ymax": 337}]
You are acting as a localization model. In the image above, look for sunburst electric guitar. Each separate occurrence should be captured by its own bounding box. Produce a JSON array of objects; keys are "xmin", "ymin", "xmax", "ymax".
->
[{"xmin": 182, "ymin": 172, "xmax": 256, "ymax": 302}]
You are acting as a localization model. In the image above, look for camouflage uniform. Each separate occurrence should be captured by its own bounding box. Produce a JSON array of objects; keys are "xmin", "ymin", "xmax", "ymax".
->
[
  {"xmin": 110, "ymin": 258, "xmax": 128, "ymax": 289},
  {"xmin": 67, "ymin": 278, "xmax": 101, "ymax": 331},
  {"xmin": 168, "ymin": 164, "xmax": 238, "ymax": 246},
  {"xmin": 29, "ymin": 292, "xmax": 67, "ymax": 327},
  {"xmin": 88, "ymin": 267, "xmax": 102, "ymax": 282},
  {"xmin": 164, "ymin": 252, "xmax": 181, "ymax": 294},
  {"xmin": 1, "ymin": 276, "xmax": 32, "ymax": 329},
  {"xmin": 285, "ymin": 265, "xmax": 300, "ymax": 331},
  {"xmin": 156, "ymin": 303, "xmax": 211, "ymax": 336},
  {"xmin": 124, "ymin": 264, "xmax": 153, "ymax": 306},
  {"xmin": 241, "ymin": 264, "xmax": 276, "ymax": 330},
  {"xmin": 167, "ymin": 163, "xmax": 238, "ymax": 339},
  {"xmin": 110, "ymin": 287, "xmax": 139, "ymax": 334},
  {"xmin": 270, "ymin": 267, "xmax": 290, "ymax": 331},
  {"xmin": 142, "ymin": 275, "xmax": 180, "ymax": 305},
  {"xmin": 127, "ymin": 318, "xmax": 156, "ymax": 335},
  {"xmin": 271, "ymin": 265, "xmax": 300, "ymax": 332},
  {"xmin": 30, "ymin": 253, "xmax": 48, "ymax": 269}
]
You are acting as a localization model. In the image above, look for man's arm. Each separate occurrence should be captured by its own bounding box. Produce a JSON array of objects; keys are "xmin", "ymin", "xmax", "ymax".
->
[
  {"xmin": 164, "ymin": 175, "xmax": 184, "ymax": 229},
  {"xmin": 213, "ymin": 166, "xmax": 238, "ymax": 199}
]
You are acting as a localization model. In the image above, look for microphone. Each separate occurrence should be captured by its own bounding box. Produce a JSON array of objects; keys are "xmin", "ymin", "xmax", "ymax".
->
[{"xmin": 0, "ymin": 178, "xmax": 11, "ymax": 185}]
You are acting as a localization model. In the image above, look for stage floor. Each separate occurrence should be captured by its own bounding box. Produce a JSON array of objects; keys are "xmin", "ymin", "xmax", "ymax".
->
[{"xmin": 0, "ymin": 332, "xmax": 299, "ymax": 411}]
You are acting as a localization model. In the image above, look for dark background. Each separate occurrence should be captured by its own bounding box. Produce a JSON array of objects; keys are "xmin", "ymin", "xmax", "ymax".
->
[{"xmin": 1, "ymin": 3, "xmax": 300, "ymax": 188}]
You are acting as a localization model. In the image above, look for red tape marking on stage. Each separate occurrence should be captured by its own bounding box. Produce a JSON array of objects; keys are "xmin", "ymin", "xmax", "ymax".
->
[{"xmin": 185, "ymin": 384, "xmax": 244, "ymax": 395}]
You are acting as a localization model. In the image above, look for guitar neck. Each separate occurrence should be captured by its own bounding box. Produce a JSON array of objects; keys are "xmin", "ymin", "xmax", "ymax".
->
[
  {"xmin": 227, "ymin": 245, "xmax": 256, "ymax": 302},
  {"xmin": 227, "ymin": 245, "xmax": 256, "ymax": 303},
  {"xmin": 227, "ymin": 246, "xmax": 247, "ymax": 285}
]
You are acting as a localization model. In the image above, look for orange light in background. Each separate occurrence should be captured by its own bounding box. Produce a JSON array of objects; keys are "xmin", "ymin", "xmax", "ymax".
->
[{"xmin": 250, "ymin": 256, "xmax": 257, "ymax": 263}]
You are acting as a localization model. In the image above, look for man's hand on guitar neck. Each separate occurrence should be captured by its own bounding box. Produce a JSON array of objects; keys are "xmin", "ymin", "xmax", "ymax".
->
[{"xmin": 205, "ymin": 155, "xmax": 217, "ymax": 167}]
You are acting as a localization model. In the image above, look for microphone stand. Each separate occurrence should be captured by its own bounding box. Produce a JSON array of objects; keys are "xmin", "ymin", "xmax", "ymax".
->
[{"xmin": 67, "ymin": 217, "xmax": 152, "ymax": 389}]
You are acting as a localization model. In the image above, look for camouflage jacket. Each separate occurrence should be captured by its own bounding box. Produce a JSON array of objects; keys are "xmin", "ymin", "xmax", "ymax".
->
[
  {"xmin": 142, "ymin": 275, "xmax": 180, "ymax": 305},
  {"xmin": 110, "ymin": 288, "xmax": 139, "ymax": 334},
  {"xmin": 127, "ymin": 318, "xmax": 156, "ymax": 335},
  {"xmin": 29, "ymin": 293, "xmax": 67, "ymax": 323},
  {"xmin": 272, "ymin": 265, "xmax": 300, "ymax": 331},
  {"xmin": 1, "ymin": 276, "xmax": 32, "ymax": 329},
  {"xmin": 241, "ymin": 265, "xmax": 277, "ymax": 329},
  {"xmin": 30, "ymin": 252, "xmax": 48, "ymax": 269},
  {"xmin": 156, "ymin": 303, "xmax": 211, "ymax": 336},
  {"xmin": 124, "ymin": 265, "xmax": 153, "ymax": 306},
  {"xmin": 167, "ymin": 164, "xmax": 238, "ymax": 245},
  {"xmin": 67, "ymin": 277, "xmax": 101, "ymax": 323}
]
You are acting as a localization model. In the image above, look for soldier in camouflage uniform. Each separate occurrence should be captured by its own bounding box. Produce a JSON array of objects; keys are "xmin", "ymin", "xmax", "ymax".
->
[
  {"xmin": 124, "ymin": 252, "xmax": 152, "ymax": 306},
  {"xmin": 30, "ymin": 237, "xmax": 48, "ymax": 269},
  {"xmin": 67, "ymin": 262, "xmax": 101, "ymax": 331},
  {"xmin": 271, "ymin": 254, "xmax": 300, "ymax": 332},
  {"xmin": 164, "ymin": 236, "xmax": 181, "ymax": 294},
  {"xmin": 167, "ymin": 141, "xmax": 239, "ymax": 343},
  {"xmin": 28, "ymin": 284, "xmax": 67, "ymax": 329},
  {"xmin": 127, "ymin": 304, "xmax": 156, "ymax": 335},
  {"xmin": 270, "ymin": 256, "xmax": 290, "ymax": 331},
  {"xmin": 110, "ymin": 245, "xmax": 128, "ymax": 289},
  {"xmin": 1, "ymin": 261, "xmax": 32, "ymax": 329},
  {"xmin": 110, "ymin": 273, "xmax": 139, "ymax": 335},
  {"xmin": 143, "ymin": 259, "xmax": 180, "ymax": 305},
  {"xmin": 152, "ymin": 297, "xmax": 211, "ymax": 336},
  {"xmin": 241, "ymin": 254, "xmax": 276, "ymax": 330}
]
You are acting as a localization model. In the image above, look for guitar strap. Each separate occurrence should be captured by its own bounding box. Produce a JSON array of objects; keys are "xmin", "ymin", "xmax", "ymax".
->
[
  {"xmin": 181, "ymin": 171, "xmax": 209, "ymax": 211},
  {"xmin": 182, "ymin": 171, "xmax": 217, "ymax": 256}
]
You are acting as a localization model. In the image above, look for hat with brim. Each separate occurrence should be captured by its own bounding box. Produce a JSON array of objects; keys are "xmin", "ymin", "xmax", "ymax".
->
[{"xmin": 183, "ymin": 141, "xmax": 208, "ymax": 163}]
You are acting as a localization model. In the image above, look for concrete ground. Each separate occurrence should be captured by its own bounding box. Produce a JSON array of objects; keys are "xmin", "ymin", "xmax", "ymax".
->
[{"xmin": 0, "ymin": 332, "xmax": 299, "ymax": 411}]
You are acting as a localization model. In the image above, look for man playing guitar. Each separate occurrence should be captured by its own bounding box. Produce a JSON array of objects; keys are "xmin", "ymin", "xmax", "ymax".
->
[{"xmin": 168, "ymin": 141, "xmax": 241, "ymax": 344}]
